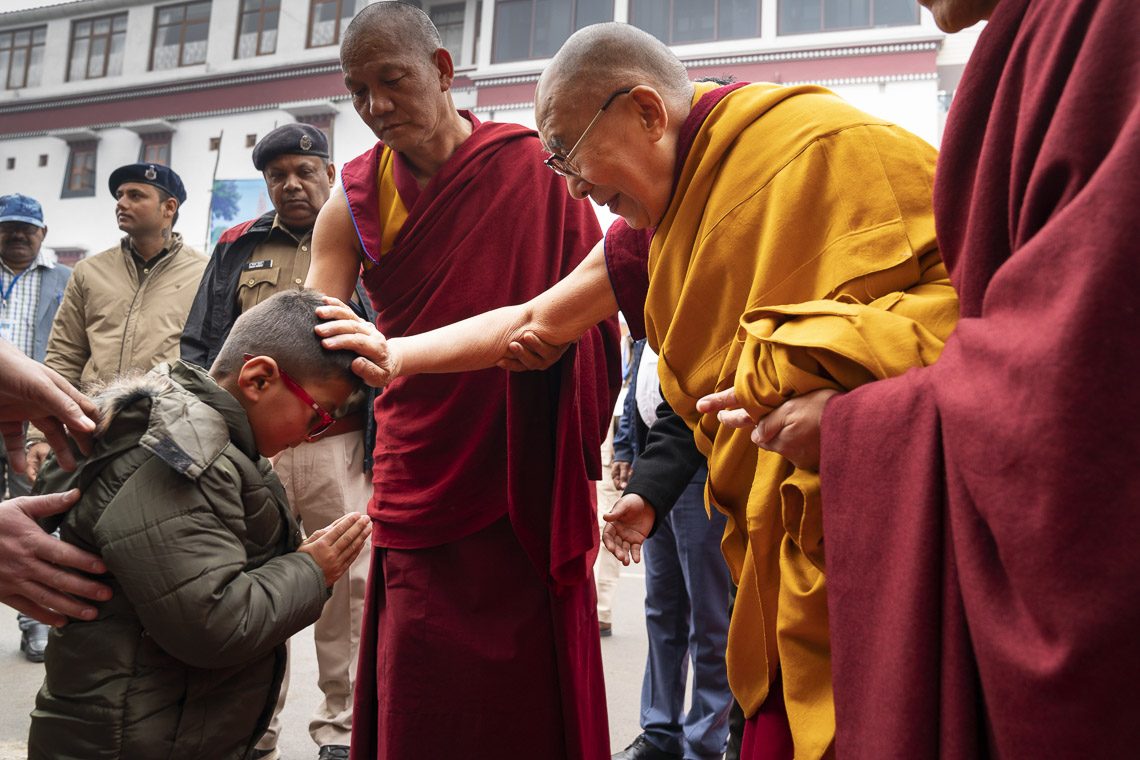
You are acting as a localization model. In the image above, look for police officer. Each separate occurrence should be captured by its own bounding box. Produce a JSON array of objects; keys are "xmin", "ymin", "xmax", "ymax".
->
[{"xmin": 26, "ymin": 164, "xmax": 207, "ymax": 481}]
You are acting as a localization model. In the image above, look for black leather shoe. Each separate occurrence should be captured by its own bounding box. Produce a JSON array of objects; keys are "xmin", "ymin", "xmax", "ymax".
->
[
  {"xmin": 612, "ymin": 734, "xmax": 683, "ymax": 760},
  {"xmin": 19, "ymin": 621, "xmax": 49, "ymax": 663},
  {"xmin": 318, "ymin": 746, "xmax": 350, "ymax": 760}
]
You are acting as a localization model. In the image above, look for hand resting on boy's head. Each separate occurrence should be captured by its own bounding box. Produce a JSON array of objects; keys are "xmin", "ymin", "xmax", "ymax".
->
[{"xmin": 298, "ymin": 512, "xmax": 372, "ymax": 587}]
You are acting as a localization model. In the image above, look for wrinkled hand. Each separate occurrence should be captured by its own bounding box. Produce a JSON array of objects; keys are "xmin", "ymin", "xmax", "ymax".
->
[
  {"xmin": 696, "ymin": 387, "xmax": 841, "ymax": 471},
  {"xmin": 611, "ymin": 460, "xmax": 632, "ymax": 490},
  {"xmin": 496, "ymin": 330, "xmax": 571, "ymax": 372},
  {"xmin": 314, "ymin": 297, "xmax": 397, "ymax": 388},
  {"xmin": 0, "ymin": 340, "xmax": 97, "ymax": 473},
  {"xmin": 24, "ymin": 442, "xmax": 51, "ymax": 483},
  {"xmin": 0, "ymin": 490, "xmax": 111, "ymax": 626},
  {"xmin": 298, "ymin": 512, "xmax": 371, "ymax": 587},
  {"xmin": 602, "ymin": 493, "xmax": 656, "ymax": 566}
]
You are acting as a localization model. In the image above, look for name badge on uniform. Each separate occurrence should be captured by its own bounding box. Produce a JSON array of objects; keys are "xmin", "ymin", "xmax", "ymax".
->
[{"xmin": 245, "ymin": 260, "xmax": 273, "ymax": 271}]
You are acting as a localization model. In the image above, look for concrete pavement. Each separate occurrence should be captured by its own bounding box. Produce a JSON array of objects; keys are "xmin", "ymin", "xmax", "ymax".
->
[{"xmin": 0, "ymin": 566, "xmax": 650, "ymax": 760}]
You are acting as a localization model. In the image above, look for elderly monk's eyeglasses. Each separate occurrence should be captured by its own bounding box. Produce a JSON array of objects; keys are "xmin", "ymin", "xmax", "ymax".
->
[
  {"xmin": 544, "ymin": 87, "xmax": 634, "ymax": 178},
  {"xmin": 243, "ymin": 354, "xmax": 335, "ymax": 441}
]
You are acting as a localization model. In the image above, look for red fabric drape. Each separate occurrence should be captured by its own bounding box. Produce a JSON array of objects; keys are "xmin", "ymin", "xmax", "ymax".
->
[
  {"xmin": 341, "ymin": 116, "xmax": 620, "ymax": 760},
  {"xmin": 821, "ymin": 1, "xmax": 1140, "ymax": 756},
  {"xmin": 340, "ymin": 115, "xmax": 619, "ymax": 570}
]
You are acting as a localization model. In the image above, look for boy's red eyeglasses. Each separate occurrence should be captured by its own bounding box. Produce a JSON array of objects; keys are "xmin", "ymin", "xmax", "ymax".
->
[{"xmin": 243, "ymin": 354, "xmax": 335, "ymax": 441}]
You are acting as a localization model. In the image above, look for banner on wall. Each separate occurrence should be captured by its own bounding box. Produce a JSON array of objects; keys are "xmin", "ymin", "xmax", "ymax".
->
[{"xmin": 206, "ymin": 179, "xmax": 273, "ymax": 249}]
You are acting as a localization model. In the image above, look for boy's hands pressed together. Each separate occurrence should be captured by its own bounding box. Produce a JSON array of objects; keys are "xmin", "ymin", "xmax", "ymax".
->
[{"xmin": 298, "ymin": 512, "xmax": 372, "ymax": 587}]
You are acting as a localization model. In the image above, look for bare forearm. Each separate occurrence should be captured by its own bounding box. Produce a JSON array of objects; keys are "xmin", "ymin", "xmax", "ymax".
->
[
  {"xmin": 390, "ymin": 240, "xmax": 618, "ymax": 377},
  {"xmin": 389, "ymin": 303, "xmax": 538, "ymax": 376}
]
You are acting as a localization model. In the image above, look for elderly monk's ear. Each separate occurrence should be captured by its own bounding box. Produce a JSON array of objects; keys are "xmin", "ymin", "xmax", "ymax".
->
[
  {"xmin": 432, "ymin": 47, "xmax": 455, "ymax": 91},
  {"xmin": 628, "ymin": 85, "xmax": 669, "ymax": 144}
]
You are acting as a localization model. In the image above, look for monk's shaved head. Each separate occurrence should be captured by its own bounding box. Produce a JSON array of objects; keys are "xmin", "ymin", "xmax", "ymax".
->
[
  {"xmin": 537, "ymin": 23, "xmax": 691, "ymax": 139},
  {"xmin": 341, "ymin": 0, "xmax": 441, "ymax": 67}
]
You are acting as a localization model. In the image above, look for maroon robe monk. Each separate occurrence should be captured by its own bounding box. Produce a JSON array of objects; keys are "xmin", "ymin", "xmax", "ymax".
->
[
  {"xmin": 340, "ymin": 115, "xmax": 620, "ymax": 759},
  {"xmin": 821, "ymin": 0, "xmax": 1140, "ymax": 756}
]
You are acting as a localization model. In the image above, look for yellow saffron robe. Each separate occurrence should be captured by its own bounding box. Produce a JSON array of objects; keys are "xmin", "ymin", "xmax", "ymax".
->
[{"xmin": 644, "ymin": 81, "xmax": 960, "ymax": 757}]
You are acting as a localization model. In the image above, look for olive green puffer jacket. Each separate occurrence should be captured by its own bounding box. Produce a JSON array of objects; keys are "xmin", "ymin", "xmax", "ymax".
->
[{"xmin": 29, "ymin": 361, "xmax": 329, "ymax": 760}]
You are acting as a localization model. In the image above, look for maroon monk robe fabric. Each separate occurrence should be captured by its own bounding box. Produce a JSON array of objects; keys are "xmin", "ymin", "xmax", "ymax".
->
[
  {"xmin": 340, "ymin": 114, "xmax": 620, "ymax": 759},
  {"xmin": 821, "ymin": 1, "xmax": 1140, "ymax": 757},
  {"xmin": 357, "ymin": 519, "xmax": 569, "ymax": 758}
]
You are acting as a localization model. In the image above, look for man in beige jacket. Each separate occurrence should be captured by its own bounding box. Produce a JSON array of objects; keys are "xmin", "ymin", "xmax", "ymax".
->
[{"xmin": 26, "ymin": 163, "xmax": 206, "ymax": 478}]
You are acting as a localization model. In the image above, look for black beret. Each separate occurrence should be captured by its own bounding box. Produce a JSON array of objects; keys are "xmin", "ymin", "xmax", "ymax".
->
[
  {"xmin": 252, "ymin": 124, "xmax": 330, "ymax": 171},
  {"xmin": 108, "ymin": 163, "xmax": 187, "ymax": 205}
]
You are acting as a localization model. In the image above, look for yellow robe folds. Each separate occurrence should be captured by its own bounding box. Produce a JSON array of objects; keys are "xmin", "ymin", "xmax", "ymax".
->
[{"xmin": 644, "ymin": 82, "xmax": 959, "ymax": 758}]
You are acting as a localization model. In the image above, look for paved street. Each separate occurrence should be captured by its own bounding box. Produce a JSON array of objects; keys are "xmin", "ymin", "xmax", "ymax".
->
[{"xmin": 0, "ymin": 566, "xmax": 649, "ymax": 760}]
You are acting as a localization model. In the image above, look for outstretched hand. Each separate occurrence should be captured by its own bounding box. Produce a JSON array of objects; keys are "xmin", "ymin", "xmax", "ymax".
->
[
  {"xmin": 298, "ymin": 512, "xmax": 371, "ymax": 587},
  {"xmin": 0, "ymin": 490, "xmax": 111, "ymax": 626},
  {"xmin": 496, "ymin": 330, "xmax": 571, "ymax": 372},
  {"xmin": 696, "ymin": 387, "xmax": 841, "ymax": 471},
  {"xmin": 1, "ymin": 339, "xmax": 97, "ymax": 473},
  {"xmin": 602, "ymin": 493, "xmax": 657, "ymax": 566},
  {"xmin": 314, "ymin": 297, "xmax": 398, "ymax": 388}
]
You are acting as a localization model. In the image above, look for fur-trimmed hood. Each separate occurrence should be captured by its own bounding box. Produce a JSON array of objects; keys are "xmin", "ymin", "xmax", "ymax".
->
[{"xmin": 90, "ymin": 361, "xmax": 247, "ymax": 480}]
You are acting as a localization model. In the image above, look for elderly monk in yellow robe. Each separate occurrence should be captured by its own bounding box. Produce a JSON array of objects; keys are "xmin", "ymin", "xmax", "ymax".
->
[{"xmin": 314, "ymin": 22, "xmax": 958, "ymax": 760}]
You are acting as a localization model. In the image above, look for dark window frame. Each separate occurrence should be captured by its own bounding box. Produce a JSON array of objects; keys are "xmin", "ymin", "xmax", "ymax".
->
[
  {"xmin": 138, "ymin": 132, "xmax": 173, "ymax": 165},
  {"xmin": 67, "ymin": 12, "xmax": 129, "ymax": 81},
  {"xmin": 0, "ymin": 24, "xmax": 47, "ymax": 90},
  {"xmin": 777, "ymin": 0, "xmax": 921, "ymax": 35},
  {"xmin": 235, "ymin": 0, "xmax": 281, "ymax": 59},
  {"xmin": 630, "ymin": 0, "xmax": 762, "ymax": 45},
  {"xmin": 61, "ymin": 141, "xmax": 98, "ymax": 199},
  {"xmin": 150, "ymin": 0, "xmax": 212, "ymax": 71},
  {"xmin": 306, "ymin": 0, "xmax": 355, "ymax": 49},
  {"xmin": 430, "ymin": 2, "xmax": 467, "ymax": 65},
  {"xmin": 491, "ymin": 0, "xmax": 614, "ymax": 63}
]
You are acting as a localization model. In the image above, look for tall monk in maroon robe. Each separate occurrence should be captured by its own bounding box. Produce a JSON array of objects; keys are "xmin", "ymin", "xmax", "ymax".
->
[
  {"xmin": 779, "ymin": 0, "xmax": 1140, "ymax": 756},
  {"xmin": 307, "ymin": 6, "xmax": 619, "ymax": 759}
]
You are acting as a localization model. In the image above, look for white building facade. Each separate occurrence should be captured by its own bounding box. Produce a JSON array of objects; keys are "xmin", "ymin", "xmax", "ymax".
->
[{"xmin": 0, "ymin": 0, "xmax": 981, "ymax": 259}]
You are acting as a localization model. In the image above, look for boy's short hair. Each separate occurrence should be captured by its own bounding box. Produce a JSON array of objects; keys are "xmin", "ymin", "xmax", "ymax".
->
[{"xmin": 212, "ymin": 289, "xmax": 360, "ymax": 391}]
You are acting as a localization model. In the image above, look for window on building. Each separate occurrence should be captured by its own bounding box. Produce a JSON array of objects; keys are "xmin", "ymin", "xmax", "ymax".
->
[
  {"xmin": 307, "ymin": 0, "xmax": 356, "ymax": 48},
  {"xmin": 492, "ymin": 0, "xmax": 612, "ymax": 62},
  {"xmin": 0, "ymin": 25, "xmax": 46, "ymax": 90},
  {"xmin": 778, "ymin": 0, "xmax": 919, "ymax": 34},
  {"xmin": 139, "ymin": 132, "xmax": 172, "ymax": 165},
  {"xmin": 39, "ymin": 154, "xmax": 48, "ymax": 167},
  {"xmin": 431, "ymin": 3, "xmax": 466, "ymax": 65},
  {"xmin": 209, "ymin": 136, "xmax": 221, "ymax": 151},
  {"xmin": 5, "ymin": 158, "xmax": 13, "ymax": 170},
  {"xmin": 631, "ymin": 0, "xmax": 759, "ymax": 44},
  {"xmin": 152, "ymin": 1, "xmax": 211, "ymax": 70},
  {"xmin": 62, "ymin": 141, "xmax": 98, "ymax": 198},
  {"xmin": 236, "ymin": 0, "xmax": 280, "ymax": 58},
  {"xmin": 245, "ymin": 133, "xmax": 257, "ymax": 147},
  {"xmin": 68, "ymin": 13, "xmax": 128, "ymax": 81}
]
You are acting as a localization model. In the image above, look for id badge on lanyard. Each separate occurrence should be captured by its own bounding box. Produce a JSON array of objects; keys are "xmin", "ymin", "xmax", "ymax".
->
[{"xmin": 0, "ymin": 270, "xmax": 26, "ymax": 343}]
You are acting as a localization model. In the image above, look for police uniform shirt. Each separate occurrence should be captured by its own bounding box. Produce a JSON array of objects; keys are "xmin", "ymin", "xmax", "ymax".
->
[{"xmin": 237, "ymin": 216, "xmax": 312, "ymax": 313}]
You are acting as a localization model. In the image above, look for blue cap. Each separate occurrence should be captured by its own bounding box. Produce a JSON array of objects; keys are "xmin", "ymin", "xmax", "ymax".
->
[
  {"xmin": 0, "ymin": 193, "xmax": 46, "ymax": 228},
  {"xmin": 108, "ymin": 163, "xmax": 187, "ymax": 205}
]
